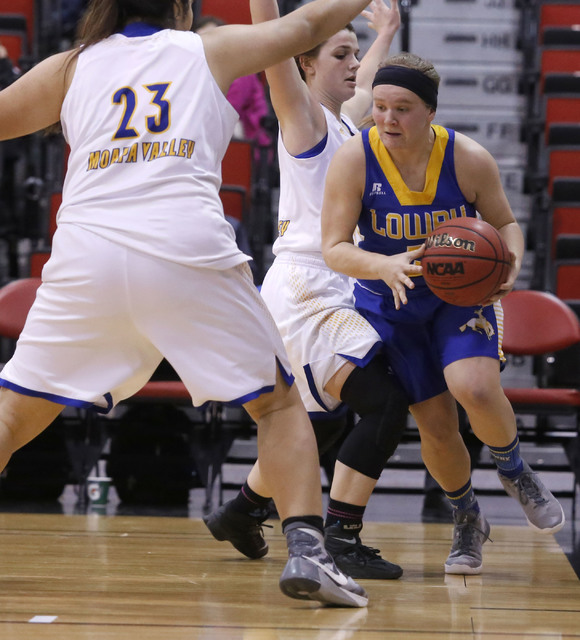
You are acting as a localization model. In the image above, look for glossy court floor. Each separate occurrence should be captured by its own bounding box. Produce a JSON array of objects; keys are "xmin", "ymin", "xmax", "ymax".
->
[{"xmin": 0, "ymin": 469, "xmax": 578, "ymax": 640}]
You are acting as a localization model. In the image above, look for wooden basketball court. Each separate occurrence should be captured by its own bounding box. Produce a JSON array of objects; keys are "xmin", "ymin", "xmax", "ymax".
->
[{"xmin": 0, "ymin": 513, "xmax": 578, "ymax": 639}]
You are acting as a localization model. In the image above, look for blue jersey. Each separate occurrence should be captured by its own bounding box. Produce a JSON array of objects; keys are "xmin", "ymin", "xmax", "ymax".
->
[
  {"xmin": 353, "ymin": 125, "xmax": 504, "ymax": 404},
  {"xmin": 358, "ymin": 124, "xmax": 477, "ymax": 298}
]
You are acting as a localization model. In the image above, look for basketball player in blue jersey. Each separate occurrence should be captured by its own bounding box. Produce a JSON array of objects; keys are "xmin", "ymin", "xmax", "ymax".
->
[
  {"xmin": 321, "ymin": 53, "xmax": 565, "ymax": 575},
  {"xmin": 0, "ymin": 0, "xmax": 379, "ymax": 608},
  {"xmin": 203, "ymin": 0, "xmax": 409, "ymax": 581}
]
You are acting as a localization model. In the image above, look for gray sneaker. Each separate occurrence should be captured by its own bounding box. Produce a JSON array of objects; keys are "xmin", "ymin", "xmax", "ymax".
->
[
  {"xmin": 445, "ymin": 509, "xmax": 491, "ymax": 575},
  {"xmin": 498, "ymin": 461, "xmax": 565, "ymax": 534},
  {"xmin": 280, "ymin": 525, "xmax": 368, "ymax": 608}
]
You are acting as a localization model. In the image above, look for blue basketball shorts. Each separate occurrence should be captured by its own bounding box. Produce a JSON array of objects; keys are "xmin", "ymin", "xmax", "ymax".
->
[{"xmin": 353, "ymin": 284, "xmax": 505, "ymax": 404}]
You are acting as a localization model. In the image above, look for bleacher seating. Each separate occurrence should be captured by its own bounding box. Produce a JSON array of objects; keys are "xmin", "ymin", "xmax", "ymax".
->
[{"xmin": 521, "ymin": 1, "xmax": 580, "ymax": 295}]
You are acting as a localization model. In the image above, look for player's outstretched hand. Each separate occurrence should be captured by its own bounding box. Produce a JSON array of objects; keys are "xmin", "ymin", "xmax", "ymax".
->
[{"xmin": 362, "ymin": 0, "xmax": 401, "ymax": 37}]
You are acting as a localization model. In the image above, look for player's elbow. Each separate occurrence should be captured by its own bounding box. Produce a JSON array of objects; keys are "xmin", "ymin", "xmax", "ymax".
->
[{"xmin": 321, "ymin": 240, "xmax": 341, "ymax": 273}]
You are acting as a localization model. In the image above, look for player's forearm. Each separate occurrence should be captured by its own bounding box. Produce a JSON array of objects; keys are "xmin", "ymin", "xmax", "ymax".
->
[
  {"xmin": 250, "ymin": 0, "xmax": 280, "ymax": 24},
  {"xmin": 323, "ymin": 241, "xmax": 388, "ymax": 281},
  {"xmin": 498, "ymin": 221, "xmax": 524, "ymax": 276},
  {"xmin": 357, "ymin": 30, "xmax": 397, "ymax": 92},
  {"xmin": 295, "ymin": 0, "xmax": 373, "ymax": 51}
]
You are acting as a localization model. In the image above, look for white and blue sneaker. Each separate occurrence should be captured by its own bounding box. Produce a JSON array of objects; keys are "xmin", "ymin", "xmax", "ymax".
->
[{"xmin": 280, "ymin": 524, "xmax": 368, "ymax": 608}]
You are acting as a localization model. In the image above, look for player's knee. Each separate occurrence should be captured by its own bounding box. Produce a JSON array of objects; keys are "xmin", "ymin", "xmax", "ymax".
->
[
  {"xmin": 340, "ymin": 354, "xmax": 409, "ymax": 433},
  {"xmin": 451, "ymin": 379, "xmax": 500, "ymax": 413},
  {"xmin": 337, "ymin": 356, "xmax": 410, "ymax": 478},
  {"xmin": 244, "ymin": 376, "xmax": 299, "ymax": 422},
  {"xmin": 336, "ymin": 411, "xmax": 399, "ymax": 479}
]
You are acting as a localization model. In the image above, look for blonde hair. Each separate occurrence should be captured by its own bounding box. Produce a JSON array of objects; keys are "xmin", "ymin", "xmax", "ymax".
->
[{"xmin": 378, "ymin": 52, "xmax": 440, "ymax": 88}]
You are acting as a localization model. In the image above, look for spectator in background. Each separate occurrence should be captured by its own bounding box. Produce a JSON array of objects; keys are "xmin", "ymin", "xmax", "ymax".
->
[{"xmin": 0, "ymin": 42, "xmax": 20, "ymax": 89}]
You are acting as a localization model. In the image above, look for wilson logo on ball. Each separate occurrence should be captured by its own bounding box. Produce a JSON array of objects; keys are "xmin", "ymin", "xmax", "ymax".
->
[{"xmin": 426, "ymin": 232, "xmax": 476, "ymax": 252}]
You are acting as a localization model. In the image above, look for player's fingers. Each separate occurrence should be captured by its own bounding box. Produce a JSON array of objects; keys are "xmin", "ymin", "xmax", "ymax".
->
[
  {"xmin": 392, "ymin": 290, "xmax": 401, "ymax": 310},
  {"xmin": 408, "ymin": 244, "xmax": 426, "ymax": 260},
  {"xmin": 397, "ymin": 285, "xmax": 408, "ymax": 306}
]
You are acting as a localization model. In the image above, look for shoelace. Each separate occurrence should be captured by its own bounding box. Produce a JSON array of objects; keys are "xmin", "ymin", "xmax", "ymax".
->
[
  {"xmin": 518, "ymin": 473, "xmax": 548, "ymax": 506},
  {"xmin": 353, "ymin": 542, "xmax": 382, "ymax": 559},
  {"xmin": 453, "ymin": 520, "xmax": 493, "ymax": 550}
]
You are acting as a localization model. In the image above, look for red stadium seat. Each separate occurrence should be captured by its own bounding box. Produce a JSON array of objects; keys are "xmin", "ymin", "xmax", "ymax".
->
[
  {"xmin": 540, "ymin": 3, "xmax": 580, "ymax": 29},
  {"xmin": 501, "ymin": 289, "xmax": 580, "ymax": 517},
  {"xmin": 555, "ymin": 262, "xmax": 580, "ymax": 300},
  {"xmin": 222, "ymin": 139, "xmax": 253, "ymax": 192},
  {"xmin": 540, "ymin": 49, "xmax": 580, "ymax": 93},
  {"xmin": 0, "ymin": 32, "xmax": 25, "ymax": 63},
  {"xmin": 200, "ymin": 0, "xmax": 251, "ymax": 24},
  {"xmin": 48, "ymin": 192, "xmax": 62, "ymax": 239},
  {"xmin": 546, "ymin": 96, "xmax": 580, "ymax": 129},
  {"xmin": 220, "ymin": 139, "xmax": 254, "ymax": 222},
  {"xmin": 552, "ymin": 206, "xmax": 580, "ymax": 256},
  {"xmin": 547, "ymin": 148, "xmax": 580, "ymax": 193},
  {"xmin": 0, "ymin": 277, "xmax": 40, "ymax": 340},
  {"xmin": 0, "ymin": 0, "xmax": 34, "ymax": 42},
  {"xmin": 29, "ymin": 251, "xmax": 50, "ymax": 278},
  {"xmin": 219, "ymin": 185, "xmax": 247, "ymax": 221}
]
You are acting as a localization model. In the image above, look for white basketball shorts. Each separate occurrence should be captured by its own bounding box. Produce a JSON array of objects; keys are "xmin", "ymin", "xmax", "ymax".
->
[
  {"xmin": 0, "ymin": 224, "xmax": 292, "ymax": 411},
  {"xmin": 260, "ymin": 253, "xmax": 382, "ymax": 414}
]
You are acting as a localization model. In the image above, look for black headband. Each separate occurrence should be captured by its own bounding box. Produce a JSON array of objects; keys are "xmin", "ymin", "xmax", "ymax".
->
[{"xmin": 372, "ymin": 65, "xmax": 438, "ymax": 110}]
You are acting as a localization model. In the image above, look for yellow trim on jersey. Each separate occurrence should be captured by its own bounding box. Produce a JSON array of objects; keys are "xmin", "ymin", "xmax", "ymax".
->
[{"xmin": 368, "ymin": 124, "xmax": 449, "ymax": 206}]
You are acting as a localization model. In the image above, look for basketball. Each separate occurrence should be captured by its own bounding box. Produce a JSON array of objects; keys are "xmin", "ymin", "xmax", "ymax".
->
[{"xmin": 422, "ymin": 217, "xmax": 511, "ymax": 307}]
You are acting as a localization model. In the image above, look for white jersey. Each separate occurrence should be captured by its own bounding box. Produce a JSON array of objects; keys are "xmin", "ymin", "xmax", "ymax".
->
[
  {"xmin": 60, "ymin": 29, "xmax": 246, "ymax": 270},
  {"xmin": 261, "ymin": 107, "xmax": 381, "ymax": 414},
  {"xmin": 273, "ymin": 105, "xmax": 357, "ymax": 256}
]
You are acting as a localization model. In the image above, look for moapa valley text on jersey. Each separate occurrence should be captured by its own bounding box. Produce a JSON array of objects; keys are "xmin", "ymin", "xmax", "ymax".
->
[{"xmin": 87, "ymin": 137, "xmax": 195, "ymax": 171}]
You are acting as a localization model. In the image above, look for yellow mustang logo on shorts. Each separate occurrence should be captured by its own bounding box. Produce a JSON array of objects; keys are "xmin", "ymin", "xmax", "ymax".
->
[
  {"xmin": 278, "ymin": 220, "xmax": 290, "ymax": 237},
  {"xmin": 459, "ymin": 308, "xmax": 495, "ymax": 339}
]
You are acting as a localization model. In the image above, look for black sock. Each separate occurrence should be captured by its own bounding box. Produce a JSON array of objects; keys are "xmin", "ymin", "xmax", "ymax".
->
[
  {"xmin": 325, "ymin": 499, "xmax": 366, "ymax": 533},
  {"xmin": 230, "ymin": 481, "xmax": 271, "ymax": 518},
  {"xmin": 282, "ymin": 515, "xmax": 324, "ymax": 534}
]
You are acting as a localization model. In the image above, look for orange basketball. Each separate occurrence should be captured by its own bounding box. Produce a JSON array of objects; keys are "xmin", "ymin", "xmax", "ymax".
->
[{"xmin": 422, "ymin": 218, "xmax": 511, "ymax": 307}]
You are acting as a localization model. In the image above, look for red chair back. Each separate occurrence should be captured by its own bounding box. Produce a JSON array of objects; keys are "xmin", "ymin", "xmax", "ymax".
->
[
  {"xmin": 0, "ymin": 0, "xmax": 35, "ymax": 44},
  {"xmin": 0, "ymin": 277, "xmax": 41, "ymax": 340},
  {"xmin": 548, "ymin": 148, "xmax": 580, "ymax": 192},
  {"xmin": 552, "ymin": 206, "xmax": 580, "ymax": 256},
  {"xmin": 541, "ymin": 3, "xmax": 580, "ymax": 29},
  {"xmin": 200, "ymin": 0, "xmax": 251, "ymax": 23},
  {"xmin": 555, "ymin": 263, "xmax": 580, "ymax": 300},
  {"xmin": 222, "ymin": 140, "xmax": 253, "ymax": 192},
  {"xmin": 501, "ymin": 289, "xmax": 580, "ymax": 355}
]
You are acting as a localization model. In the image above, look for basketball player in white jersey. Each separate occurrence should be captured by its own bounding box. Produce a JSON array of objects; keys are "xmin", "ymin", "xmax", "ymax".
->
[
  {"xmin": 203, "ymin": 0, "xmax": 410, "ymax": 581},
  {"xmin": 0, "ymin": 0, "xmax": 377, "ymax": 608}
]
